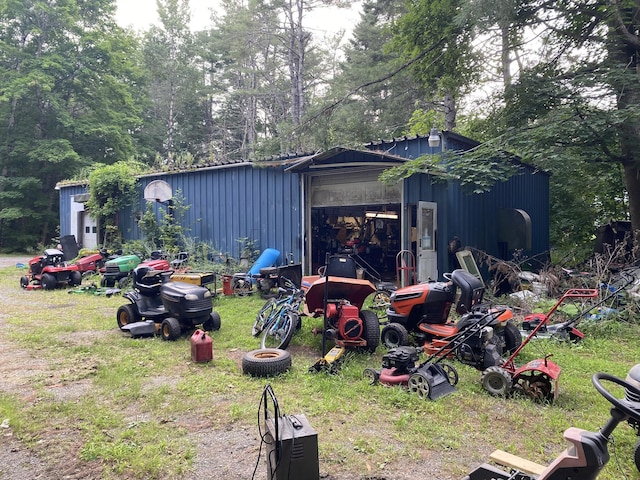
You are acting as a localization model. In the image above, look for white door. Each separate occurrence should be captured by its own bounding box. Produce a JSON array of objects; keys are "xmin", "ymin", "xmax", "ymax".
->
[
  {"xmin": 80, "ymin": 211, "xmax": 98, "ymax": 249},
  {"xmin": 417, "ymin": 201, "xmax": 437, "ymax": 281}
]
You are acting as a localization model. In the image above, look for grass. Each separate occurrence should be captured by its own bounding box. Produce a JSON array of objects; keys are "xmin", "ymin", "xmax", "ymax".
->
[{"xmin": 1, "ymin": 265, "xmax": 640, "ymax": 479}]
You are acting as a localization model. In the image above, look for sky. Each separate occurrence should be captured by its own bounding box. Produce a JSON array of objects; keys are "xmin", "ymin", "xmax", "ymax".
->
[{"xmin": 115, "ymin": 0, "xmax": 363, "ymax": 36}]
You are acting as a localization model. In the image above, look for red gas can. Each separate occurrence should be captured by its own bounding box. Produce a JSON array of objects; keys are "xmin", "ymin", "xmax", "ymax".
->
[{"xmin": 190, "ymin": 329, "xmax": 213, "ymax": 363}]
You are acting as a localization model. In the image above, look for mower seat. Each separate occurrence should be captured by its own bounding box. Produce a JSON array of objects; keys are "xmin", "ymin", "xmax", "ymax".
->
[
  {"xmin": 451, "ymin": 269, "xmax": 484, "ymax": 314},
  {"xmin": 323, "ymin": 255, "xmax": 358, "ymax": 279},
  {"xmin": 133, "ymin": 266, "xmax": 163, "ymax": 295}
]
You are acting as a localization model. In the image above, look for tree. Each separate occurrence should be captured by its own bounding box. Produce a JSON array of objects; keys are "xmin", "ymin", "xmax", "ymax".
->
[
  {"xmin": 306, "ymin": 0, "xmax": 426, "ymax": 148},
  {"xmin": 85, "ymin": 162, "xmax": 142, "ymax": 246},
  {"xmin": 391, "ymin": 0, "xmax": 479, "ymax": 131},
  {"xmin": 0, "ymin": 0, "xmax": 143, "ymax": 249}
]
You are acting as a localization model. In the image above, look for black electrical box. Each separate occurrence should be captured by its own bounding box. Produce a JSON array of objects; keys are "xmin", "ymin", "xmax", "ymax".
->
[{"xmin": 265, "ymin": 414, "xmax": 319, "ymax": 480}]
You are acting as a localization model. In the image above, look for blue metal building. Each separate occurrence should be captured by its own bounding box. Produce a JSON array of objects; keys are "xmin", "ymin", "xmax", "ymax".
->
[{"xmin": 57, "ymin": 132, "xmax": 549, "ymax": 281}]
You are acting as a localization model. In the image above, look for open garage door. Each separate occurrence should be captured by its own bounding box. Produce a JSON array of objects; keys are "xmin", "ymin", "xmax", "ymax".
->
[{"xmin": 306, "ymin": 169, "xmax": 401, "ymax": 281}]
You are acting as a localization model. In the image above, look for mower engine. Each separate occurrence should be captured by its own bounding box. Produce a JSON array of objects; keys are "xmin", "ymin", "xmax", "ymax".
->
[
  {"xmin": 325, "ymin": 301, "xmax": 366, "ymax": 347},
  {"xmin": 381, "ymin": 346, "xmax": 421, "ymax": 374},
  {"xmin": 455, "ymin": 325, "xmax": 503, "ymax": 370}
]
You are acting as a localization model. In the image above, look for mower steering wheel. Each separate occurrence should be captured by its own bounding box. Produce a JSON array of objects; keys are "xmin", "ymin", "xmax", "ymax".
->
[{"xmin": 592, "ymin": 372, "xmax": 640, "ymax": 422}]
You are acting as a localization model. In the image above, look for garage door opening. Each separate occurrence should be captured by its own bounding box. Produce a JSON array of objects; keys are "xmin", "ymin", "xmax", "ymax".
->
[{"xmin": 310, "ymin": 205, "xmax": 401, "ymax": 282}]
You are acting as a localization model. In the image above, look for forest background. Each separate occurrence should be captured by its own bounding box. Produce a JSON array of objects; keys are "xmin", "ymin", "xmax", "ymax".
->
[{"xmin": 1, "ymin": 0, "xmax": 639, "ymax": 267}]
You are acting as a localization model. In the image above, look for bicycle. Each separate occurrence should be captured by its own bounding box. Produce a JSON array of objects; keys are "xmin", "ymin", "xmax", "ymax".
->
[{"xmin": 251, "ymin": 277, "xmax": 305, "ymax": 350}]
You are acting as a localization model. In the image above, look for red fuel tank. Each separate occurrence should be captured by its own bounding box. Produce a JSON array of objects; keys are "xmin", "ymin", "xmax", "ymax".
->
[{"xmin": 190, "ymin": 329, "xmax": 212, "ymax": 363}]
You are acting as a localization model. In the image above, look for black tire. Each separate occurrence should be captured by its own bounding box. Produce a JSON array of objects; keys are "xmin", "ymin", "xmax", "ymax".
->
[
  {"xmin": 242, "ymin": 348, "xmax": 292, "ymax": 377},
  {"xmin": 161, "ymin": 317, "xmax": 182, "ymax": 341},
  {"xmin": 482, "ymin": 365, "xmax": 513, "ymax": 396},
  {"xmin": 116, "ymin": 304, "xmax": 140, "ymax": 330},
  {"xmin": 19, "ymin": 276, "xmax": 29, "ymax": 288},
  {"xmin": 252, "ymin": 298, "xmax": 277, "ymax": 337},
  {"xmin": 70, "ymin": 271, "xmax": 82, "ymax": 286},
  {"xmin": 634, "ymin": 439, "xmax": 640, "ymax": 473},
  {"xmin": 203, "ymin": 311, "xmax": 221, "ymax": 331},
  {"xmin": 261, "ymin": 310, "xmax": 297, "ymax": 350},
  {"xmin": 41, "ymin": 273, "xmax": 57, "ymax": 290},
  {"xmin": 440, "ymin": 361, "xmax": 459, "ymax": 386},
  {"xmin": 381, "ymin": 322, "xmax": 410, "ymax": 349},
  {"xmin": 118, "ymin": 275, "xmax": 132, "ymax": 289},
  {"xmin": 503, "ymin": 321, "xmax": 522, "ymax": 355},
  {"xmin": 360, "ymin": 309, "xmax": 380, "ymax": 353},
  {"xmin": 363, "ymin": 367, "xmax": 380, "ymax": 385}
]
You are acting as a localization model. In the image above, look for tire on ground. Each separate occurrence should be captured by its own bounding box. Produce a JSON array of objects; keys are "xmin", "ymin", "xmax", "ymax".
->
[
  {"xmin": 242, "ymin": 348, "xmax": 292, "ymax": 377},
  {"xmin": 503, "ymin": 321, "xmax": 522, "ymax": 354},
  {"xmin": 41, "ymin": 273, "xmax": 57, "ymax": 290},
  {"xmin": 117, "ymin": 303, "xmax": 140, "ymax": 330},
  {"xmin": 381, "ymin": 322, "xmax": 410, "ymax": 348},
  {"xmin": 161, "ymin": 317, "xmax": 182, "ymax": 341},
  {"xmin": 203, "ymin": 311, "xmax": 221, "ymax": 331},
  {"xmin": 70, "ymin": 270, "xmax": 82, "ymax": 286},
  {"xmin": 360, "ymin": 309, "xmax": 380, "ymax": 353}
]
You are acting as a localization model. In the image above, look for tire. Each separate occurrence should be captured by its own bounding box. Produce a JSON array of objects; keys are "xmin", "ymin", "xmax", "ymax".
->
[
  {"xmin": 116, "ymin": 304, "xmax": 140, "ymax": 330},
  {"xmin": 481, "ymin": 365, "xmax": 513, "ymax": 397},
  {"xmin": 381, "ymin": 322, "xmax": 410, "ymax": 349},
  {"xmin": 161, "ymin": 317, "xmax": 182, "ymax": 341},
  {"xmin": 634, "ymin": 439, "xmax": 640, "ymax": 473},
  {"xmin": 242, "ymin": 348, "xmax": 292, "ymax": 377},
  {"xmin": 203, "ymin": 311, "xmax": 221, "ymax": 331},
  {"xmin": 118, "ymin": 275, "xmax": 132, "ymax": 289},
  {"xmin": 363, "ymin": 367, "xmax": 380, "ymax": 385},
  {"xmin": 408, "ymin": 372, "xmax": 431, "ymax": 399},
  {"xmin": 41, "ymin": 273, "xmax": 57, "ymax": 290},
  {"xmin": 70, "ymin": 271, "xmax": 82, "ymax": 286},
  {"xmin": 503, "ymin": 321, "xmax": 522, "ymax": 355},
  {"xmin": 20, "ymin": 276, "xmax": 29, "ymax": 288},
  {"xmin": 440, "ymin": 361, "xmax": 459, "ymax": 386},
  {"xmin": 261, "ymin": 310, "xmax": 297, "ymax": 350},
  {"xmin": 252, "ymin": 298, "xmax": 277, "ymax": 337},
  {"xmin": 233, "ymin": 278, "xmax": 251, "ymax": 296},
  {"xmin": 360, "ymin": 310, "xmax": 380, "ymax": 353}
]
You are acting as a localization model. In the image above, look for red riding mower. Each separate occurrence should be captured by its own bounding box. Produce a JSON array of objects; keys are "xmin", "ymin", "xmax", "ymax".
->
[
  {"xmin": 20, "ymin": 248, "xmax": 82, "ymax": 290},
  {"xmin": 383, "ymin": 269, "xmax": 521, "ymax": 371},
  {"xmin": 305, "ymin": 255, "xmax": 380, "ymax": 372}
]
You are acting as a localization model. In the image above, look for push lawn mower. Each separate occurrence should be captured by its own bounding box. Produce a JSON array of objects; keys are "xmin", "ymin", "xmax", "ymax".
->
[
  {"xmin": 20, "ymin": 248, "xmax": 82, "ymax": 290},
  {"xmin": 384, "ymin": 269, "xmax": 521, "ymax": 370},
  {"xmin": 116, "ymin": 265, "xmax": 220, "ymax": 340},
  {"xmin": 464, "ymin": 370, "xmax": 640, "ymax": 480},
  {"xmin": 363, "ymin": 306, "xmax": 512, "ymax": 400},
  {"xmin": 306, "ymin": 255, "xmax": 380, "ymax": 372}
]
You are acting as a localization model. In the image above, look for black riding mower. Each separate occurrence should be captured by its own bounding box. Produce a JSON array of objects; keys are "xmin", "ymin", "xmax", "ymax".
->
[{"xmin": 116, "ymin": 265, "xmax": 221, "ymax": 340}]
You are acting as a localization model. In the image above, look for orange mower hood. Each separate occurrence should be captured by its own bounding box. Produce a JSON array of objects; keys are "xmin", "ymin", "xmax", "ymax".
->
[{"xmin": 304, "ymin": 276, "xmax": 376, "ymax": 313}]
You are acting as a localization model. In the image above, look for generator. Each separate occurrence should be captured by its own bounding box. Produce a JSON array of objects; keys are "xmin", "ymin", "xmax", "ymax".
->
[{"xmin": 261, "ymin": 386, "xmax": 320, "ymax": 480}]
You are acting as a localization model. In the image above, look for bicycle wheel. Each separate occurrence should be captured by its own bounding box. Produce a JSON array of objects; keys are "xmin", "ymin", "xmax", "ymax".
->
[
  {"xmin": 252, "ymin": 297, "xmax": 278, "ymax": 337},
  {"xmin": 261, "ymin": 309, "xmax": 297, "ymax": 350}
]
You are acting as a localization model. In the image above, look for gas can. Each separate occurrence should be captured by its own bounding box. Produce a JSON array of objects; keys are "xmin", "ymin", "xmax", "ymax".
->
[{"xmin": 190, "ymin": 329, "xmax": 212, "ymax": 363}]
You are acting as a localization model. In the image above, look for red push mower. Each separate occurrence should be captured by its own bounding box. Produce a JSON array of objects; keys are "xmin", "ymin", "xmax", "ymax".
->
[
  {"xmin": 363, "ymin": 306, "xmax": 512, "ymax": 400},
  {"xmin": 305, "ymin": 255, "xmax": 380, "ymax": 372},
  {"xmin": 480, "ymin": 288, "xmax": 599, "ymax": 402},
  {"xmin": 464, "ymin": 370, "xmax": 640, "ymax": 480}
]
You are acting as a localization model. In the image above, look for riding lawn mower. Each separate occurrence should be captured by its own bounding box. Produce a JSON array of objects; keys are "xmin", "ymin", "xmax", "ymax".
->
[{"xmin": 383, "ymin": 269, "xmax": 521, "ymax": 371}]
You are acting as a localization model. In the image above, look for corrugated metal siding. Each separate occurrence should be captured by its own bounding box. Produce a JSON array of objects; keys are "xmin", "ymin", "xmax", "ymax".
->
[
  {"xmin": 58, "ymin": 184, "xmax": 88, "ymax": 239},
  {"xmin": 60, "ymin": 164, "xmax": 302, "ymax": 262},
  {"xmin": 404, "ymin": 169, "xmax": 549, "ymax": 274}
]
